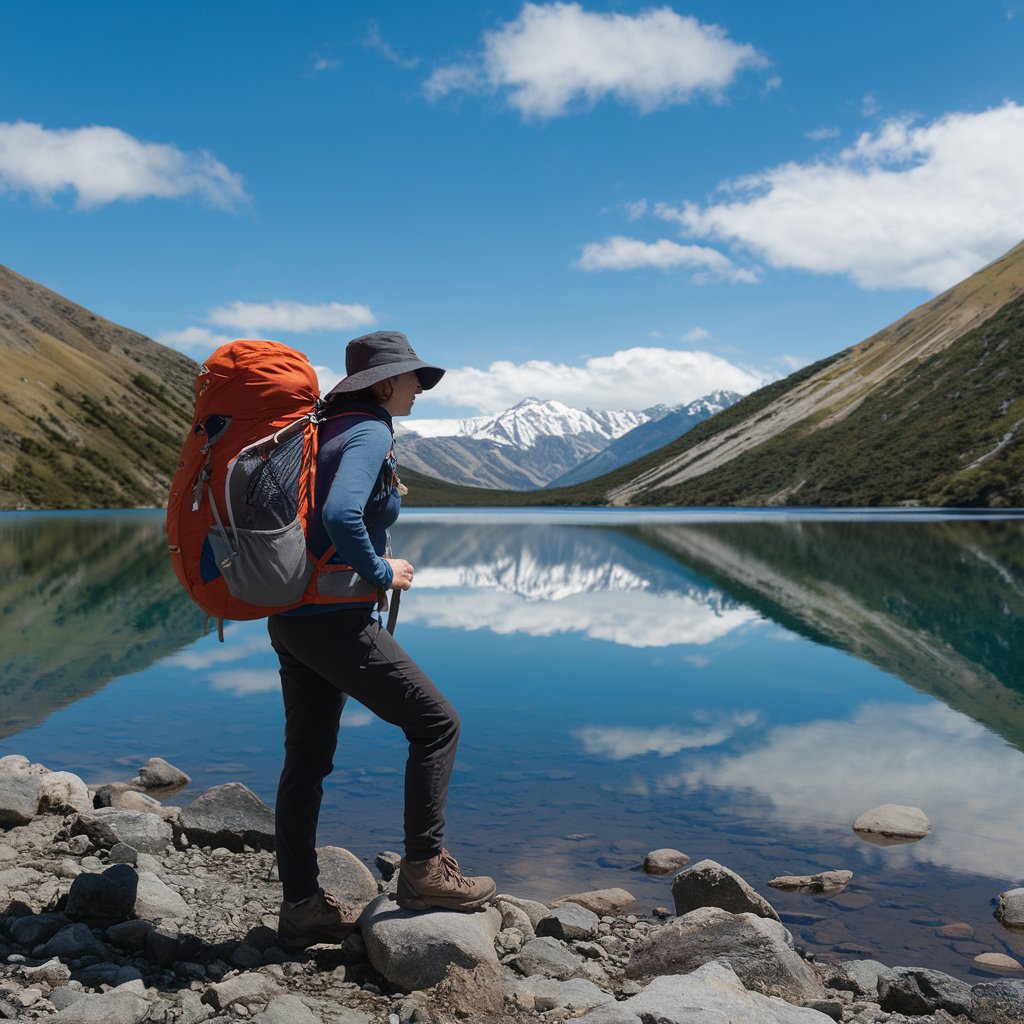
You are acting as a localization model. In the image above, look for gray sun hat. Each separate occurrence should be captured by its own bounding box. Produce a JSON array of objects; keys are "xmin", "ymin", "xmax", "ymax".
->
[{"xmin": 325, "ymin": 331, "xmax": 445, "ymax": 397}]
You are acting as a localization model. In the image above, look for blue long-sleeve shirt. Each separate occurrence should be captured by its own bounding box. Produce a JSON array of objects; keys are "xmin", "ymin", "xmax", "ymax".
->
[{"xmin": 283, "ymin": 404, "xmax": 400, "ymax": 615}]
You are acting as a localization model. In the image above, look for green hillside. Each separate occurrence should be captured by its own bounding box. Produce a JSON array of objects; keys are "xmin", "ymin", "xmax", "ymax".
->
[{"xmin": 0, "ymin": 265, "xmax": 197, "ymax": 510}]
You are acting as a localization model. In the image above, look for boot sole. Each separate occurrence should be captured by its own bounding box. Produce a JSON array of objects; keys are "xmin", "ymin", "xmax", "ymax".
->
[{"xmin": 394, "ymin": 884, "xmax": 497, "ymax": 912}]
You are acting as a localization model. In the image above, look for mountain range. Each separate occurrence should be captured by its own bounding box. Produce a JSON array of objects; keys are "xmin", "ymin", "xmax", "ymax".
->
[{"xmin": 397, "ymin": 395, "xmax": 737, "ymax": 490}]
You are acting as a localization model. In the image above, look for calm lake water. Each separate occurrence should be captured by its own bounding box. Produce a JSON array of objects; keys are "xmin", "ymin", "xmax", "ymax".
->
[{"xmin": 2, "ymin": 508, "xmax": 1024, "ymax": 979}]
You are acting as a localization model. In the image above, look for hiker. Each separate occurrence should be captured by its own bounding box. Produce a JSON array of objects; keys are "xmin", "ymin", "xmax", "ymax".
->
[{"xmin": 268, "ymin": 331, "xmax": 496, "ymax": 951}]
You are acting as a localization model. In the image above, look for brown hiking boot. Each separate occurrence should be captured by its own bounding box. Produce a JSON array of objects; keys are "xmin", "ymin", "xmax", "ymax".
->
[
  {"xmin": 277, "ymin": 888, "xmax": 355, "ymax": 951},
  {"xmin": 395, "ymin": 849, "xmax": 496, "ymax": 911}
]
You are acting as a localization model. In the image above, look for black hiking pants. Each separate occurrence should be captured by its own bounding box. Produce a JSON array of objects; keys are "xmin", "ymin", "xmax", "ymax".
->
[{"xmin": 268, "ymin": 607, "xmax": 460, "ymax": 903}]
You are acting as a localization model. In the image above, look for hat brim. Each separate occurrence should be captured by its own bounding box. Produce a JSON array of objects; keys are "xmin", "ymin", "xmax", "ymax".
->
[{"xmin": 324, "ymin": 360, "xmax": 445, "ymax": 398}]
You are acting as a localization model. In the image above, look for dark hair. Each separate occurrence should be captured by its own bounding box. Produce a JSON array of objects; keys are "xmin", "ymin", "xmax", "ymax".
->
[{"xmin": 326, "ymin": 378, "xmax": 394, "ymax": 407}]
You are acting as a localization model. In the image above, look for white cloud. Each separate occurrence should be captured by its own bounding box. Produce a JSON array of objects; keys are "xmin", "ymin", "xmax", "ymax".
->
[
  {"xmin": 208, "ymin": 300, "xmax": 376, "ymax": 334},
  {"xmin": 805, "ymin": 126, "xmax": 840, "ymax": 141},
  {"xmin": 208, "ymin": 668, "xmax": 279, "ymax": 696},
  {"xmin": 309, "ymin": 54, "xmax": 340, "ymax": 74},
  {"xmin": 623, "ymin": 199, "xmax": 648, "ymax": 221},
  {"xmin": 658, "ymin": 103, "xmax": 1024, "ymax": 291},
  {"xmin": 574, "ymin": 714, "xmax": 758, "ymax": 760},
  {"xmin": 366, "ymin": 21, "xmax": 420, "ymax": 69},
  {"xmin": 776, "ymin": 354, "xmax": 806, "ymax": 371},
  {"xmin": 313, "ymin": 363, "xmax": 344, "ymax": 395},
  {"xmin": 425, "ymin": 2, "xmax": 766, "ymax": 119},
  {"xmin": 418, "ymin": 345, "xmax": 767, "ymax": 414},
  {"xmin": 0, "ymin": 121, "xmax": 246, "ymax": 209},
  {"xmin": 158, "ymin": 326, "xmax": 233, "ymax": 354},
  {"xmin": 671, "ymin": 701, "xmax": 1024, "ymax": 879},
  {"xmin": 575, "ymin": 236, "xmax": 758, "ymax": 283},
  {"xmin": 681, "ymin": 326, "xmax": 711, "ymax": 343}
]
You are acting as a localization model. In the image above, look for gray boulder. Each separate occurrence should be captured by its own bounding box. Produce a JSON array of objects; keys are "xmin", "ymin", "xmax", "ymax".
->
[
  {"xmin": 181, "ymin": 782, "xmax": 275, "ymax": 852},
  {"xmin": 134, "ymin": 756, "xmax": 191, "ymax": 791},
  {"xmin": 316, "ymin": 845, "xmax": 378, "ymax": 920},
  {"xmin": 553, "ymin": 887, "xmax": 635, "ymax": 915},
  {"xmin": 852, "ymin": 804, "xmax": 931, "ymax": 844},
  {"xmin": 359, "ymin": 892, "xmax": 502, "ymax": 991},
  {"xmin": 580, "ymin": 960, "xmax": 834, "ymax": 1023},
  {"xmin": 0, "ymin": 770, "xmax": 41, "ymax": 826},
  {"xmin": 43, "ymin": 922, "xmax": 109, "ymax": 960},
  {"xmin": 66, "ymin": 864, "xmax": 138, "ymax": 921},
  {"xmin": 510, "ymin": 935, "xmax": 584, "ymax": 980},
  {"xmin": 496, "ymin": 893, "xmax": 549, "ymax": 928},
  {"xmin": 626, "ymin": 906, "xmax": 825, "ymax": 1004},
  {"xmin": 9, "ymin": 912, "xmax": 70, "ymax": 947},
  {"xmin": 24, "ymin": 957, "xmax": 72, "ymax": 986},
  {"xmin": 37, "ymin": 771, "xmax": 93, "ymax": 815},
  {"xmin": 253, "ymin": 994, "xmax": 321, "ymax": 1024},
  {"xmin": 537, "ymin": 902, "xmax": 600, "ymax": 941},
  {"xmin": 996, "ymin": 887, "xmax": 1024, "ymax": 931},
  {"xmin": 972, "ymin": 979, "xmax": 1024, "ymax": 1023},
  {"xmin": 106, "ymin": 919, "xmax": 155, "ymax": 952},
  {"xmin": 877, "ymin": 967, "xmax": 972, "ymax": 1016},
  {"xmin": 821, "ymin": 958, "xmax": 892, "ymax": 997},
  {"xmin": 515, "ymin": 976, "xmax": 613, "ymax": 1013},
  {"xmin": 74, "ymin": 807, "xmax": 173, "ymax": 854},
  {"xmin": 672, "ymin": 859, "xmax": 780, "ymax": 921},
  {"xmin": 49, "ymin": 988, "xmax": 85, "ymax": 1011},
  {"xmin": 50, "ymin": 991, "xmax": 151, "ymax": 1024},
  {"xmin": 135, "ymin": 869, "xmax": 190, "ymax": 922},
  {"xmin": 496, "ymin": 898, "xmax": 537, "ymax": 937},
  {"xmin": 205, "ymin": 971, "xmax": 281, "ymax": 1009}
]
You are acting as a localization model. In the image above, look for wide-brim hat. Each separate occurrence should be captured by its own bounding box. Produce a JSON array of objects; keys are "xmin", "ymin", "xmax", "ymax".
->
[{"xmin": 324, "ymin": 331, "xmax": 445, "ymax": 397}]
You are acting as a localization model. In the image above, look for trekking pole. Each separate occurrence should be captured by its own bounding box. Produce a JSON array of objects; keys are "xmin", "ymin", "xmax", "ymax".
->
[{"xmin": 386, "ymin": 588, "xmax": 401, "ymax": 635}]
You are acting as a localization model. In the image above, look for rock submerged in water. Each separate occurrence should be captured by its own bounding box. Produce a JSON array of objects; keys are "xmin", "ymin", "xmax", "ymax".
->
[
  {"xmin": 672, "ymin": 858, "xmax": 780, "ymax": 921},
  {"xmin": 996, "ymin": 887, "xmax": 1024, "ymax": 931},
  {"xmin": 767, "ymin": 870, "xmax": 853, "ymax": 895},
  {"xmin": 852, "ymin": 804, "xmax": 931, "ymax": 844},
  {"xmin": 642, "ymin": 848, "xmax": 690, "ymax": 875},
  {"xmin": 133, "ymin": 755, "xmax": 191, "ymax": 792},
  {"xmin": 974, "ymin": 952, "xmax": 1024, "ymax": 975}
]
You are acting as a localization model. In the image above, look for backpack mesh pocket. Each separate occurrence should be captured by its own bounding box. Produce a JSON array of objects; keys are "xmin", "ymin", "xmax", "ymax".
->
[{"xmin": 211, "ymin": 426, "xmax": 313, "ymax": 606}]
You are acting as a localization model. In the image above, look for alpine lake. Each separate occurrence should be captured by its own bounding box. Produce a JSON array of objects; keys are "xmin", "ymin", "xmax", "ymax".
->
[{"xmin": 2, "ymin": 507, "xmax": 1024, "ymax": 981}]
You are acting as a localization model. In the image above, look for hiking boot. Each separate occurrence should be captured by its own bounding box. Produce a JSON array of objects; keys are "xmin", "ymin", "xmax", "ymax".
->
[
  {"xmin": 395, "ymin": 849, "xmax": 496, "ymax": 911},
  {"xmin": 277, "ymin": 888, "xmax": 355, "ymax": 951}
]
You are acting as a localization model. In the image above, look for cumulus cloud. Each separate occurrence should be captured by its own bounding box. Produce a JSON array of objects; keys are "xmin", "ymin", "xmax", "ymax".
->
[
  {"xmin": 574, "ymin": 714, "xmax": 759, "ymax": 760},
  {"xmin": 657, "ymin": 103, "xmax": 1024, "ymax": 291},
  {"xmin": 366, "ymin": 21, "xmax": 420, "ymax": 69},
  {"xmin": 575, "ymin": 236, "xmax": 758, "ymax": 283},
  {"xmin": 425, "ymin": 2, "xmax": 766, "ymax": 118},
  {"xmin": 670, "ymin": 701, "xmax": 1024, "ymax": 879},
  {"xmin": 0, "ymin": 121, "xmax": 246, "ymax": 209},
  {"xmin": 208, "ymin": 300, "xmax": 376, "ymax": 334},
  {"xmin": 418, "ymin": 345, "xmax": 767, "ymax": 414}
]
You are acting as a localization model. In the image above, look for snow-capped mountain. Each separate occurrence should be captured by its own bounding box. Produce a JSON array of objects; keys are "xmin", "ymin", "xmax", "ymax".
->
[
  {"xmin": 394, "ymin": 392, "xmax": 739, "ymax": 491},
  {"xmin": 399, "ymin": 397, "xmax": 648, "ymax": 448}
]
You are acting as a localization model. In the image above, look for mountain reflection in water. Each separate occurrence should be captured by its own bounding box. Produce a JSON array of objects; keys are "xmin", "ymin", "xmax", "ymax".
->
[
  {"xmin": 0, "ymin": 513, "xmax": 206, "ymax": 738},
  {"xmin": 4, "ymin": 510, "xmax": 1024, "ymax": 977}
]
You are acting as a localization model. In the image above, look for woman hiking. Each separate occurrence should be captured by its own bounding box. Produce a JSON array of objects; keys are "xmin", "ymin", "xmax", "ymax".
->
[{"xmin": 269, "ymin": 331, "xmax": 495, "ymax": 952}]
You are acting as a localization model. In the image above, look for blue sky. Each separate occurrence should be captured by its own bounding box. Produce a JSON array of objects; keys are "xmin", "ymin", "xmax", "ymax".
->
[{"xmin": 3, "ymin": 1, "xmax": 1024, "ymax": 417}]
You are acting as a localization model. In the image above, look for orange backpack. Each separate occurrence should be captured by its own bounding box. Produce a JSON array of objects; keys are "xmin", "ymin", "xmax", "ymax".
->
[{"xmin": 166, "ymin": 340, "xmax": 381, "ymax": 637}]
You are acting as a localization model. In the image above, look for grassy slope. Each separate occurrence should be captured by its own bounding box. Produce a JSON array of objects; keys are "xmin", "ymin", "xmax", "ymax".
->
[
  {"xmin": 0, "ymin": 265, "xmax": 197, "ymax": 510},
  {"xmin": 639, "ymin": 293, "xmax": 1024, "ymax": 507}
]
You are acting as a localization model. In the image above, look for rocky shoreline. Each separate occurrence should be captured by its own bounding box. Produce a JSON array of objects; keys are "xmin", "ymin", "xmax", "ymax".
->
[{"xmin": 0, "ymin": 754, "xmax": 1022, "ymax": 1023}]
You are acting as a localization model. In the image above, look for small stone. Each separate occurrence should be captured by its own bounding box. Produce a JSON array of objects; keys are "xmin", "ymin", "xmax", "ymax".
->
[
  {"xmin": 134, "ymin": 757, "xmax": 191, "ymax": 791},
  {"xmin": 552, "ymin": 888, "xmax": 635, "ymax": 916},
  {"xmin": 643, "ymin": 848, "xmax": 690, "ymax": 875},
  {"xmin": 18, "ymin": 987, "xmax": 42, "ymax": 1007},
  {"xmin": 37, "ymin": 771, "xmax": 93, "ymax": 816},
  {"xmin": 494, "ymin": 894, "xmax": 549, "ymax": 929},
  {"xmin": 316, "ymin": 846, "xmax": 378, "ymax": 921},
  {"xmin": 536, "ymin": 903, "xmax": 600, "ymax": 942},
  {"xmin": 108, "ymin": 844, "xmax": 138, "ymax": 866},
  {"xmin": 996, "ymin": 888, "xmax": 1024, "ymax": 931},
  {"xmin": 24, "ymin": 956, "xmax": 72, "ymax": 985},
  {"xmin": 49, "ymin": 987, "xmax": 85, "ymax": 1011},
  {"xmin": 510, "ymin": 936, "xmax": 583, "ymax": 980},
  {"xmin": 134, "ymin": 870, "xmax": 190, "ymax": 922},
  {"xmin": 767, "ymin": 870, "xmax": 853, "ymax": 895},
  {"xmin": 47, "ymin": 990, "xmax": 151, "ymax": 1023},
  {"xmin": 852, "ymin": 804, "xmax": 931, "ymax": 844},
  {"xmin": 652, "ymin": 906, "xmax": 672, "ymax": 918},
  {"xmin": 975, "ymin": 952, "xmax": 1024, "ymax": 974},
  {"xmin": 204, "ymin": 971, "xmax": 281, "ymax": 1010},
  {"xmin": 375, "ymin": 851, "xmax": 402, "ymax": 882},
  {"xmin": 937, "ymin": 921, "xmax": 975, "ymax": 939},
  {"xmin": 180, "ymin": 783, "xmax": 275, "ymax": 852},
  {"xmin": 67, "ymin": 835, "xmax": 91, "ymax": 856}
]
